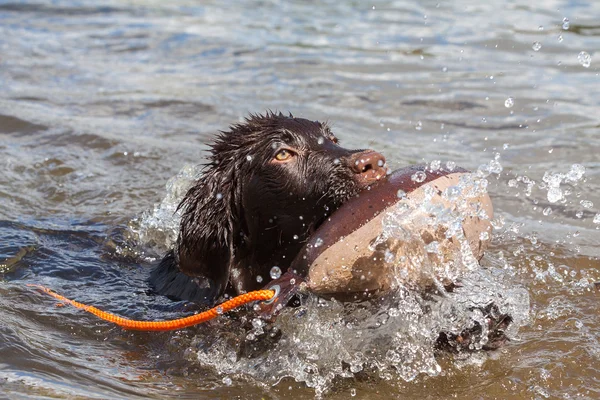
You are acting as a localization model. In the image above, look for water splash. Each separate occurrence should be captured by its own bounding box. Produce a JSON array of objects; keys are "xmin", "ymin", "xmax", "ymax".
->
[
  {"xmin": 130, "ymin": 164, "xmax": 200, "ymax": 253},
  {"xmin": 540, "ymin": 164, "xmax": 586, "ymax": 204},
  {"xmin": 189, "ymin": 269, "xmax": 529, "ymax": 396},
  {"xmin": 129, "ymin": 164, "xmax": 531, "ymax": 396},
  {"xmin": 130, "ymin": 162, "xmax": 532, "ymax": 396},
  {"xmin": 185, "ymin": 172, "xmax": 529, "ymax": 396},
  {"xmin": 578, "ymin": 51, "xmax": 591, "ymax": 68}
]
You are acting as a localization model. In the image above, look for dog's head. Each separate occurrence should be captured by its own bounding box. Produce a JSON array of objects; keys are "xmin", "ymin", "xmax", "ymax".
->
[{"xmin": 175, "ymin": 112, "xmax": 386, "ymax": 297}]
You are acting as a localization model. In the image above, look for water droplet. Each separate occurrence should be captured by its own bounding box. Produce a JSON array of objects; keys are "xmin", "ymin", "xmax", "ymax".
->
[
  {"xmin": 593, "ymin": 213, "xmax": 600, "ymax": 224},
  {"xmin": 424, "ymin": 241, "xmax": 440, "ymax": 254},
  {"xmin": 215, "ymin": 193, "xmax": 223, "ymax": 200},
  {"xmin": 547, "ymin": 187, "xmax": 563, "ymax": 203},
  {"xmin": 290, "ymin": 278, "xmax": 296, "ymax": 285},
  {"xmin": 491, "ymin": 216, "xmax": 505, "ymax": 229},
  {"xmin": 293, "ymin": 234, "xmax": 299, "ymax": 240},
  {"xmin": 396, "ymin": 189, "xmax": 406, "ymax": 199},
  {"xmin": 543, "ymin": 171, "xmax": 565, "ymax": 203},
  {"xmin": 562, "ymin": 17, "xmax": 570, "ymax": 30},
  {"xmin": 538, "ymin": 25, "xmax": 544, "ymax": 31},
  {"xmin": 442, "ymin": 186, "xmax": 461, "ymax": 201},
  {"xmin": 430, "ymin": 159, "xmax": 441, "ymax": 170},
  {"xmin": 479, "ymin": 231, "xmax": 490, "ymax": 241},
  {"xmin": 580, "ymin": 200, "xmax": 593, "ymax": 209},
  {"xmin": 411, "ymin": 171, "xmax": 427, "ymax": 183},
  {"xmin": 558, "ymin": 34, "xmax": 563, "ymax": 43},
  {"xmin": 446, "ymin": 161, "xmax": 456, "ymax": 171},
  {"xmin": 333, "ymin": 158, "xmax": 340, "ymax": 165},
  {"xmin": 246, "ymin": 155, "xmax": 253, "ymax": 161},
  {"xmin": 489, "ymin": 159, "xmax": 503, "ymax": 174},
  {"xmin": 270, "ymin": 266, "xmax": 282, "ymax": 279},
  {"xmin": 566, "ymin": 164, "xmax": 585, "ymax": 182},
  {"xmin": 528, "ymin": 234, "xmax": 538, "ymax": 245},
  {"xmin": 578, "ymin": 51, "xmax": 591, "ymax": 68},
  {"xmin": 576, "ymin": 210, "xmax": 584, "ymax": 218},
  {"xmin": 442, "ymin": 66, "xmax": 448, "ymax": 72},
  {"xmin": 314, "ymin": 237, "xmax": 323, "ymax": 247},
  {"xmin": 532, "ymin": 41, "xmax": 542, "ymax": 51},
  {"xmin": 504, "ymin": 97, "xmax": 514, "ymax": 108},
  {"xmin": 317, "ymin": 137, "xmax": 324, "ymax": 145},
  {"xmin": 543, "ymin": 207, "xmax": 552, "ymax": 216},
  {"xmin": 350, "ymin": 388, "xmax": 357, "ymax": 397},
  {"xmin": 384, "ymin": 249, "xmax": 395, "ymax": 263},
  {"xmin": 256, "ymin": 275, "xmax": 263, "ymax": 283},
  {"xmin": 252, "ymin": 318, "xmax": 264, "ymax": 330},
  {"xmin": 222, "ymin": 376, "xmax": 232, "ymax": 386},
  {"xmin": 422, "ymin": 184, "xmax": 436, "ymax": 201},
  {"xmin": 415, "ymin": 121, "xmax": 423, "ymax": 130},
  {"xmin": 508, "ymin": 179, "xmax": 518, "ymax": 188},
  {"xmin": 216, "ymin": 306, "xmax": 224, "ymax": 315}
]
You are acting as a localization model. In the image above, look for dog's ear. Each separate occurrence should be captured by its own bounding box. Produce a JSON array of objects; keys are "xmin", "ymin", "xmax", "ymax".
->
[{"xmin": 173, "ymin": 159, "xmax": 241, "ymax": 302}]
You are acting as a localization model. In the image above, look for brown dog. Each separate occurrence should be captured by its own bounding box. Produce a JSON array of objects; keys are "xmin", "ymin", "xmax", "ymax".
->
[{"xmin": 150, "ymin": 112, "xmax": 386, "ymax": 305}]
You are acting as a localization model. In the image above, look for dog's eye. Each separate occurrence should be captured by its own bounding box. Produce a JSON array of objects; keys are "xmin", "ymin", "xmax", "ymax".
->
[{"xmin": 275, "ymin": 149, "xmax": 294, "ymax": 162}]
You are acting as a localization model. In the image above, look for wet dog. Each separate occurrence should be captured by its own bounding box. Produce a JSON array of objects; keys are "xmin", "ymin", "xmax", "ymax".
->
[{"xmin": 150, "ymin": 112, "xmax": 386, "ymax": 305}]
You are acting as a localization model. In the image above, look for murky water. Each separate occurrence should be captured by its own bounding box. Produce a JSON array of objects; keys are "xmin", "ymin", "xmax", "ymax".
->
[{"xmin": 1, "ymin": 0, "xmax": 599, "ymax": 398}]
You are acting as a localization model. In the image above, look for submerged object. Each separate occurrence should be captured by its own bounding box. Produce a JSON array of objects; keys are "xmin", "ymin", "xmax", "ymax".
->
[{"xmin": 290, "ymin": 165, "xmax": 493, "ymax": 297}]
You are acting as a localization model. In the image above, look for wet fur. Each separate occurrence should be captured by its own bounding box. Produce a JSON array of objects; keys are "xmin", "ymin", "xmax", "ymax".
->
[{"xmin": 150, "ymin": 112, "xmax": 374, "ymax": 305}]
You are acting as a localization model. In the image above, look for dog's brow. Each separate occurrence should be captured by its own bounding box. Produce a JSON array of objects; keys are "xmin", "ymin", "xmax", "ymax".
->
[{"xmin": 278, "ymin": 130, "xmax": 296, "ymax": 143}]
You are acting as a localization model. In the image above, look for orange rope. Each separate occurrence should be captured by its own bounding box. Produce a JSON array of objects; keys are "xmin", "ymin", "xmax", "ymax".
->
[{"xmin": 27, "ymin": 284, "xmax": 275, "ymax": 332}]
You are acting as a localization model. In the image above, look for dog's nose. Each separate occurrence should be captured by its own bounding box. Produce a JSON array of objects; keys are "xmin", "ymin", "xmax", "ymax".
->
[{"xmin": 349, "ymin": 150, "xmax": 387, "ymax": 185}]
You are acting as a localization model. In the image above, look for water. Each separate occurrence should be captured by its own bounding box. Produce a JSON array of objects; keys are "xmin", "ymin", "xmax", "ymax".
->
[{"xmin": 1, "ymin": 0, "xmax": 599, "ymax": 398}]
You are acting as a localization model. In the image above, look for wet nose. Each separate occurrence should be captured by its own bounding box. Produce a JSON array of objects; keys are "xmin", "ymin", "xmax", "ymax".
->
[{"xmin": 349, "ymin": 150, "xmax": 387, "ymax": 185}]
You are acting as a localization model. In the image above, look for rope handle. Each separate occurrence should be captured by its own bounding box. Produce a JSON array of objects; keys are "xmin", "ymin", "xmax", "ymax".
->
[{"xmin": 27, "ymin": 284, "xmax": 275, "ymax": 332}]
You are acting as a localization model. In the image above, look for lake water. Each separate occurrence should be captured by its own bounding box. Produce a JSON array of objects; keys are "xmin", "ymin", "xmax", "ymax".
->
[{"xmin": 1, "ymin": 0, "xmax": 599, "ymax": 398}]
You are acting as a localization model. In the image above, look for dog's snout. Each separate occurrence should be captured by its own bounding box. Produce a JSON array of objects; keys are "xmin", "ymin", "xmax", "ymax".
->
[
  {"xmin": 351, "ymin": 151, "xmax": 386, "ymax": 174},
  {"xmin": 349, "ymin": 150, "xmax": 387, "ymax": 185}
]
